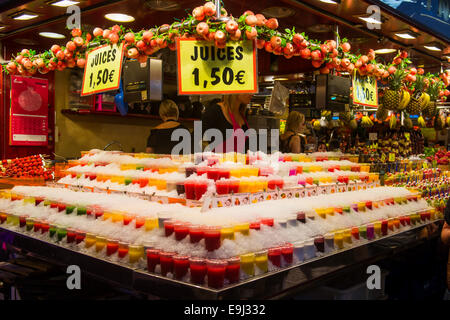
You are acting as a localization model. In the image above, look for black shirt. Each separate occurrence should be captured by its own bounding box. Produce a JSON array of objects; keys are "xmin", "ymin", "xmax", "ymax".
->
[
  {"xmin": 202, "ymin": 103, "xmax": 249, "ymax": 151},
  {"xmin": 445, "ymin": 200, "xmax": 450, "ymax": 225},
  {"xmin": 146, "ymin": 121, "xmax": 189, "ymax": 154}
]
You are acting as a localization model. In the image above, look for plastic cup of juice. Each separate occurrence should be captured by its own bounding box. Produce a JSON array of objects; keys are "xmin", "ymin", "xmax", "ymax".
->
[
  {"xmin": 334, "ymin": 231, "xmax": 344, "ymax": 249},
  {"xmin": 66, "ymin": 228, "xmax": 76, "ymax": 243},
  {"xmin": 174, "ymin": 222, "xmax": 190, "ymax": 241},
  {"xmin": 56, "ymin": 226, "xmax": 67, "ymax": 242},
  {"xmin": 184, "ymin": 180, "xmax": 196, "ymax": 200},
  {"xmin": 249, "ymin": 221, "xmax": 261, "ymax": 230},
  {"xmin": 359, "ymin": 226, "xmax": 367, "ymax": 239},
  {"xmin": 220, "ymin": 225, "xmax": 235, "ymax": 241},
  {"xmin": 366, "ymin": 224, "xmax": 375, "ymax": 240},
  {"xmin": 164, "ymin": 219, "xmax": 176, "ymax": 237},
  {"xmin": 83, "ymin": 233, "xmax": 96, "ymax": 248},
  {"xmin": 314, "ymin": 236, "xmax": 325, "ymax": 253},
  {"xmin": 304, "ymin": 239, "xmax": 316, "ymax": 260},
  {"xmin": 234, "ymin": 222, "xmax": 250, "ymax": 236},
  {"xmin": 216, "ymin": 180, "xmax": 229, "ymax": 195},
  {"xmin": 228, "ymin": 180, "xmax": 240, "ymax": 194},
  {"xmin": 147, "ymin": 249, "xmax": 160, "ymax": 273},
  {"xmin": 144, "ymin": 217, "xmax": 158, "ymax": 231},
  {"xmin": 240, "ymin": 253, "xmax": 255, "ymax": 277},
  {"xmin": 293, "ymin": 241, "xmax": 304, "ymax": 262},
  {"xmin": 374, "ymin": 221, "xmax": 382, "ymax": 237},
  {"xmin": 194, "ymin": 181, "xmax": 208, "ymax": 200},
  {"xmin": 118, "ymin": 242, "xmax": 129, "ymax": 259},
  {"xmin": 254, "ymin": 250, "xmax": 268, "ymax": 273},
  {"xmin": 207, "ymin": 259, "xmax": 227, "ymax": 289},
  {"xmin": 351, "ymin": 227, "xmax": 360, "ymax": 240},
  {"xmin": 17, "ymin": 215, "xmax": 27, "ymax": 228},
  {"xmin": 106, "ymin": 239, "xmax": 119, "ymax": 256},
  {"xmin": 173, "ymin": 255, "xmax": 190, "ymax": 280},
  {"xmin": 260, "ymin": 217, "xmax": 274, "ymax": 227},
  {"xmin": 189, "ymin": 257, "xmax": 207, "ymax": 285},
  {"xmin": 281, "ymin": 243, "xmax": 294, "ymax": 266},
  {"xmin": 343, "ymin": 229, "xmax": 352, "ymax": 244},
  {"xmin": 75, "ymin": 231, "xmax": 85, "ymax": 244},
  {"xmin": 160, "ymin": 251, "xmax": 176, "ymax": 276},
  {"xmin": 204, "ymin": 226, "xmax": 221, "ymax": 251},
  {"xmin": 225, "ymin": 256, "xmax": 241, "ymax": 283},
  {"xmin": 268, "ymin": 247, "xmax": 282, "ymax": 268},
  {"xmin": 95, "ymin": 236, "xmax": 107, "ymax": 252},
  {"xmin": 239, "ymin": 180, "xmax": 250, "ymax": 193},
  {"xmin": 189, "ymin": 225, "xmax": 204, "ymax": 243}
]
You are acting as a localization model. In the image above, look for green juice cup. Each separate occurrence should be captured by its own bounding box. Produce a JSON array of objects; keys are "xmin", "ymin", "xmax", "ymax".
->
[
  {"xmin": 49, "ymin": 224, "xmax": 57, "ymax": 238},
  {"xmin": 359, "ymin": 225, "xmax": 367, "ymax": 239},
  {"xmin": 56, "ymin": 226, "xmax": 67, "ymax": 241},
  {"xmin": 25, "ymin": 218, "xmax": 35, "ymax": 231},
  {"xmin": 65, "ymin": 205, "xmax": 76, "ymax": 214},
  {"xmin": 76, "ymin": 206, "xmax": 87, "ymax": 215}
]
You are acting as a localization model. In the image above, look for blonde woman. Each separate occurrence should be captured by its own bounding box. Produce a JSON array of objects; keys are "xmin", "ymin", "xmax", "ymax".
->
[
  {"xmin": 280, "ymin": 111, "xmax": 306, "ymax": 153},
  {"xmin": 202, "ymin": 94, "xmax": 253, "ymax": 153},
  {"xmin": 146, "ymin": 99, "xmax": 188, "ymax": 154}
]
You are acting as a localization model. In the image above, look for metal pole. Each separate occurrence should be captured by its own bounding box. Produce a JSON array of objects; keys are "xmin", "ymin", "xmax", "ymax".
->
[{"xmin": 216, "ymin": 0, "xmax": 221, "ymax": 20}]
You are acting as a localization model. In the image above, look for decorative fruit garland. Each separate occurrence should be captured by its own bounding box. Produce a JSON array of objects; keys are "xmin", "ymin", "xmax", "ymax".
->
[{"xmin": 2, "ymin": 1, "xmax": 449, "ymax": 100}]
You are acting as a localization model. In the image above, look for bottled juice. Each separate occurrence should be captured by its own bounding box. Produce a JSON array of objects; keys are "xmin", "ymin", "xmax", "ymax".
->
[
  {"xmin": 160, "ymin": 252, "xmax": 176, "ymax": 276},
  {"xmin": 240, "ymin": 253, "xmax": 255, "ymax": 276},
  {"xmin": 173, "ymin": 255, "xmax": 190, "ymax": 280},
  {"xmin": 128, "ymin": 245, "xmax": 144, "ymax": 263},
  {"xmin": 225, "ymin": 257, "xmax": 241, "ymax": 283},
  {"xmin": 207, "ymin": 259, "xmax": 227, "ymax": 288},
  {"xmin": 204, "ymin": 226, "xmax": 221, "ymax": 251},
  {"xmin": 220, "ymin": 226, "xmax": 235, "ymax": 241},
  {"xmin": 189, "ymin": 257, "xmax": 207, "ymax": 284},
  {"xmin": 147, "ymin": 249, "xmax": 160, "ymax": 272},
  {"xmin": 254, "ymin": 250, "xmax": 268, "ymax": 273},
  {"xmin": 189, "ymin": 225, "xmax": 204, "ymax": 243},
  {"xmin": 106, "ymin": 239, "xmax": 119, "ymax": 256}
]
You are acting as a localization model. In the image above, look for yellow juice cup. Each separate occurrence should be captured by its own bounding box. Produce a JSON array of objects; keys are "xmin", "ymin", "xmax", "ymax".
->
[
  {"xmin": 95, "ymin": 236, "xmax": 107, "ymax": 252},
  {"xmin": 374, "ymin": 221, "xmax": 382, "ymax": 236},
  {"xmin": 144, "ymin": 218, "xmax": 158, "ymax": 231},
  {"xmin": 249, "ymin": 180, "xmax": 259, "ymax": 193},
  {"xmin": 111, "ymin": 211, "xmax": 124, "ymax": 223},
  {"xmin": 128, "ymin": 245, "xmax": 144, "ymax": 263},
  {"xmin": 326, "ymin": 207, "xmax": 334, "ymax": 217},
  {"xmin": 334, "ymin": 231, "xmax": 344, "ymax": 249},
  {"xmin": 230, "ymin": 168, "xmax": 241, "ymax": 178},
  {"xmin": 343, "ymin": 229, "xmax": 352, "ymax": 244},
  {"xmin": 254, "ymin": 250, "xmax": 268, "ymax": 273},
  {"xmin": 315, "ymin": 208, "xmax": 326, "ymax": 219},
  {"xmin": 156, "ymin": 179, "xmax": 167, "ymax": 190},
  {"xmin": 239, "ymin": 180, "xmax": 250, "ymax": 193},
  {"xmin": 85, "ymin": 233, "xmax": 96, "ymax": 248},
  {"xmin": 221, "ymin": 226, "xmax": 235, "ymax": 241},
  {"xmin": 234, "ymin": 223, "xmax": 250, "ymax": 236},
  {"xmin": 23, "ymin": 197, "xmax": 35, "ymax": 205},
  {"xmin": 357, "ymin": 202, "xmax": 366, "ymax": 212},
  {"xmin": 240, "ymin": 253, "xmax": 255, "ymax": 276},
  {"xmin": 102, "ymin": 211, "xmax": 113, "ymax": 221}
]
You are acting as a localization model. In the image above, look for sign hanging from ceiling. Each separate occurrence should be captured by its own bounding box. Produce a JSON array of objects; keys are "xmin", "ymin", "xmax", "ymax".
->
[
  {"xmin": 81, "ymin": 42, "xmax": 125, "ymax": 96},
  {"xmin": 176, "ymin": 39, "xmax": 258, "ymax": 95},
  {"xmin": 352, "ymin": 70, "xmax": 378, "ymax": 107}
]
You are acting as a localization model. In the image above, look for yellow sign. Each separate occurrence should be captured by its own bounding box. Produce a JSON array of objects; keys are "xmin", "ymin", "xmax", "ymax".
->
[
  {"xmin": 423, "ymin": 162, "xmax": 428, "ymax": 169},
  {"xmin": 81, "ymin": 42, "xmax": 125, "ymax": 96},
  {"xmin": 352, "ymin": 70, "xmax": 378, "ymax": 107},
  {"xmin": 177, "ymin": 39, "xmax": 258, "ymax": 95},
  {"xmin": 389, "ymin": 153, "xmax": 395, "ymax": 162}
]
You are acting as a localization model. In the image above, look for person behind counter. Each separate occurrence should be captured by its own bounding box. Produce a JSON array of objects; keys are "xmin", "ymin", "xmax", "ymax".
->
[
  {"xmin": 146, "ymin": 99, "xmax": 189, "ymax": 154},
  {"xmin": 202, "ymin": 94, "xmax": 253, "ymax": 153},
  {"xmin": 280, "ymin": 111, "xmax": 306, "ymax": 153}
]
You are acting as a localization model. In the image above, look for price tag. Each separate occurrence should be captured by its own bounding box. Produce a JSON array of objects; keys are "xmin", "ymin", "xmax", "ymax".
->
[
  {"xmin": 389, "ymin": 153, "xmax": 395, "ymax": 162},
  {"xmin": 81, "ymin": 42, "xmax": 125, "ymax": 96},
  {"xmin": 352, "ymin": 70, "xmax": 378, "ymax": 107},
  {"xmin": 176, "ymin": 39, "xmax": 258, "ymax": 95}
]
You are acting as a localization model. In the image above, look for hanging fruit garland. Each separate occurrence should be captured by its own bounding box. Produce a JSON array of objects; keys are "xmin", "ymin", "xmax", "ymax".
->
[{"xmin": 2, "ymin": 0, "xmax": 450, "ymax": 98}]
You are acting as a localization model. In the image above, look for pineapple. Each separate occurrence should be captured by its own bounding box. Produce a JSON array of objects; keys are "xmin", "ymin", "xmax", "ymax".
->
[
  {"xmin": 423, "ymin": 80, "xmax": 439, "ymax": 118},
  {"xmin": 376, "ymin": 106, "xmax": 388, "ymax": 121},
  {"xmin": 383, "ymin": 69, "xmax": 407, "ymax": 111},
  {"xmin": 406, "ymin": 75, "xmax": 426, "ymax": 115}
]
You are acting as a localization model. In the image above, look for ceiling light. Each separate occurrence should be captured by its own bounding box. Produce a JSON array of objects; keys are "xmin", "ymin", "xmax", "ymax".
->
[
  {"xmin": 48, "ymin": 0, "xmax": 80, "ymax": 7},
  {"xmin": 11, "ymin": 11, "xmax": 39, "ymax": 21},
  {"xmin": 394, "ymin": 30, "xmax": 418, "ymax": 39},
  {"xmin": 274, "ymin": 77, "xmax": 289, "ymax": 81},
  {"xmin": 423, "ymin": 43, "xmax": 442, "ymax": 51},
  {"xmin": 374, "ymin": 48, "xmax": 397, "ymax": 54},
  {"xmin": 319, "ymin": 0, "xmax": 339, "ymax": 4},
  {"xmin": 39, "ymin": 32, "xmax": 66, "ymax": 39},
  {"xmin": 105, "ymin": 13, "xmax": 135, "ymax": 23},
  {"xmin": 0, "ymin": 26, "xmax": 6, "ymax": 30},
  {"xmin": 358, "ymin": 16, "xmax": 382, "ymax": 24}
]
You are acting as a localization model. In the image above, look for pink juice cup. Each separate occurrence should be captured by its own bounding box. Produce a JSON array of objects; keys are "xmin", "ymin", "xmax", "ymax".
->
[
  {"xmin": 204, "ymin": 226, "xmax": 221, "ymax": 251},
  {"xmin": 184, "ymin": 180, "xmax": 196, "ymax": 200},
  {"xmin": 194, "ymin": 181, "xmax": 208, "ymax": 200},
  {"xmin": 189, "ymin": 257, "xmax": 207, "ymax": 285},
  {"xmin": 207, "ymin": 259, "xmax": 227, "ymax": 289}
]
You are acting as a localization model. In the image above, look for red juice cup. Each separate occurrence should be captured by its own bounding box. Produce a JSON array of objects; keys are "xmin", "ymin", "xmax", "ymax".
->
[
  {"xmin": 194, "ymin": 181, "xmax": 208, "ymax": 200},
  {"xmin": 33, "ymin": 220, "xmax": 42, "ymax": 233},
  {"xmin": 196, "ymin": 167, "xmax": 208, "ymax": 177},
  {"xmin": 118, "ymin": 242, "xmax": 129, "ymax": 259},
  {"xmin": 218, "ymin": 168, "xmax": 231, "ymax": 180},
  {"xmin": 160, "ymin": 251, "xmax": 176, "ymax": 276},
  {"xmin": 135, "ymin": 217, "xmax": 145, "ymax": 229},
  {"xmin": 174, "ymin": 222, "xmax": 190, "ymax": 241},
  {"xmin": 173, "ymin": 255, "xmax": 190, "ymax": 280},
  {"xmin": 75, "ymin": 231, "xmax": 85, "ymax": 244},
  {"xmin": 215, "ymin": 180, "xmax": 229, "ymax": 195},
  {"xmin": 106, "ymin": 239, "xmax": 119, "ymax": 256},
  {"xmin": 249, "ymin": 221, "xmax": 261, "ymax": 230},
  {"xmin": 189, "ymin": 225, "xmax": 204, "ymax": 243},
  {"xmin": 184, "ymin": 180, "xmax": 196, "ymax": 200},
  {"xmin": 164, "ymin": 219, "xmax": 176, "ymax": 237},
  {"xmin": 268, "ymin": 180, "xmax": 277, "ymax": 190},
  {"xmin": 268, "ymin": 247, "xmax": 282, "ymax": 268},
  {"xmin": 228, "ymin": 180, "xmax": 240, "ymax": 194},
  {"xmin": 226, "ymin": 256, "xmax": 241, "ymax": 284},
  {"xmin": 281, "ymin": 243, "xmax": 294, "ymax": 266},
  {"xmin": 66, "ymin": 228, "xmax": 76, "ymax": 243},
  {"xmin": 351, "ymin": 227, "xmax": 360, "ymax": 240},
  {"xmin": 138, "ymin": 178, "xmax": 149, "ymax": 188},
  {"xmin": 50, "ymin": 202, "xmax": 58, "ymax": 210},
  {"xmin": 381, "ymin": 220, "xmax": 388, "ymax": 236},
  {"xmin": 123, "ymin": 214, "xmax": 134, "ymax": 226},
  {"xmin": 260, "ymin": 218, "xmax": 274, "ymax": 227},
  {"xmin": 147, "ymin": 248, "xmax": 160, "ymax": 272},
  {"xmin": 207, "ymin": 259, "xmax": 227, "ymax": 289},
  {"xmin": 204, "ymin": 226, "xmax": 221, "ymax": 251},
  {"xmin": 57, "ymin": 203, "xmax": 67, "ymax": 212},
  {"xmin": 18, "ymin": 215, "xmax": 27, "ymax": 228},
  {"xmin": 207, "ymin": 168, "xmax": 220, "ymax": 181},
  {"xmin": 189, "ymin": 257, "xmax": 207, "ymax": 285},
  {"xmin": 35, "ymin": 197, "xmax": 44, "ymax": 206},
  {"xmin": 94, "ymin": 208, "xmax": 104, "ymax": 219},
  {"xmin": 40, "ymin": 221, "xmax": 49, "ymax": 234}
]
